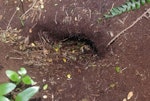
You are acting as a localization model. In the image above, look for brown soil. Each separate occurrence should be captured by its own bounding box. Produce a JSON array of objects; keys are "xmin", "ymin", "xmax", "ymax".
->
[{"xmin": 0, "ymin": 0, "xmax": 150, "ymax": 101}]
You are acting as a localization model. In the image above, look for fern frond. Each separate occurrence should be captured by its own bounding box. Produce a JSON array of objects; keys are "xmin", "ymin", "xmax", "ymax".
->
[{"xmin": 104, "ymin": 0, "xmax": 150, "ymax": 18}]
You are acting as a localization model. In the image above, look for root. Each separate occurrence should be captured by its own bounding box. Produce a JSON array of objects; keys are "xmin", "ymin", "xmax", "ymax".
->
[{"xmin": 107, "ymin": 7, "xmax": 150, "ymax": 47}]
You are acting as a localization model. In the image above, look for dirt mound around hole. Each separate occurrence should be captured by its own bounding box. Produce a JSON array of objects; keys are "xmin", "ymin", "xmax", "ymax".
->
[{"xmin": 0, "ymin": 0, "xmax": 113, "ymax": 56}]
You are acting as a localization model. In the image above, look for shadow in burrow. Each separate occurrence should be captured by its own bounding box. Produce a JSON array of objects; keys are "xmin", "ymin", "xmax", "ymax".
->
[{"xmin": 26, "ymin": 23, "xmax": 111, "ymax": 58}]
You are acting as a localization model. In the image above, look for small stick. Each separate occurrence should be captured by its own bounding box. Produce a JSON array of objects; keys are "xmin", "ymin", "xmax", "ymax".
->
[
  {"xmin": 20, "ymin": 0, "xmax": 37, "ymax": 18},
  {"xmin": 6, "ymin": 9, "xmax": 18, "ymax": 31},
  {"xmin": 9, "ymin": 57, "xmax": 23, "ymax": 60},
  {"xmin": 107, "ymin": 8, "xmax": 150, "ymax": 47},
  {"xmin": 54, "ymin": 11, "xmax": 58, "ymax": 24}
]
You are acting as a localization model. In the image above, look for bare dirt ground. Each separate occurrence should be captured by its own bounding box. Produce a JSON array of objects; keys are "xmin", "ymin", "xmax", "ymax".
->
[{"xmin": 0, "ymin": 0, "xmax": 150, "ymax": 101}]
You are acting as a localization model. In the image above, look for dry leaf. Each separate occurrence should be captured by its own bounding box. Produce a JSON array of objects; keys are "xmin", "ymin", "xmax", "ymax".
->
[
  {"xmin": 54, "ymin": 47, "xmax": 59, "ymax": 52},
  {"xmin": 63, "ymin": 58, "xmax": 67, "ymax": 62}
]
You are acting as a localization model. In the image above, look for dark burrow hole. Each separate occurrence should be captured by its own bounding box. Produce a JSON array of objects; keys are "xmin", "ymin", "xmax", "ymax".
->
[
  {"xmin": 61, "ymin": 35, "xmax": 98, "ymax": 54},
  {"xmin": 30, "ymin": 32, "xmax": 98, "ymax": 55}
]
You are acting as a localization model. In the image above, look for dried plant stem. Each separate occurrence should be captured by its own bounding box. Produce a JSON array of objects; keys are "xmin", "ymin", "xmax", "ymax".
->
[
  {"xmin": 20, "ymin": 0, "xmax": 37, "ymax": 18},
  {"xmin": 107, "ymin": 8, "xmax": 150, "ymax": 47},
  {"xmin": 6, "ymin": 10, "xmax": 18, "ymax": 31},
  {"xmin": 3, "ymin": 8, "xmax": 18, "ymax": 40}
]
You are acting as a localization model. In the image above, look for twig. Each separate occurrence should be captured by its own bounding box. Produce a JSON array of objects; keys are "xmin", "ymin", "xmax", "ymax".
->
[
  {"xmin": 107, "ymin": 8, "xmax": 150, "ymax": 47},
  {"xmin": 51, "ymin": 93, "xmax": 54, "ymax": 101},
  {"xmin": 19, "ymin": 0, "xmax": 25, "ymax": 13},
  {"xmin": 3, "ymin": 6, "xmax": 19, "ymax": 40},
  {"xmin": 9, "ymin": 57, "xmax": 23, "ymax": 60},
  {"xmin": 6, "ymin": 9, "xmax": 18, "ymax": 31},
  {"xmin": 20, "ymin": 0, "xmax": 37, "ymax": 18},
  {"xmin": 54, "ymin": 11, "xmax": 58, "ymax": 24}
]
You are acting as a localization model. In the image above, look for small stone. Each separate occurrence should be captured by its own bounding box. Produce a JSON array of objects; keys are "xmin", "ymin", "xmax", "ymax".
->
[
  {"xmin": 75, "ymin": 17, "xmax": 78, "ymax": 21},
  {"xmin": 42, "ymin": 79, "xmax": 46, "ymax": 82},
  {"xmin": 16, "ymin": 7, "xmax": 20, "ymax": 11},
  {"xmin": 54, "ymin": 4, "xmax": 58, "ymax": 6},
  {"xmin": 123, "ymin": 98, "xmax": 127, "ymax": 101},
  {"xmin": 67, "ymin": 74, "xmax": 72, "ymax": 80},
  {"xmin": 29, "ymin": 28, "xmax": 32, "ymax": 33},
  {"xmin": 127, "ymin": 91, "xmax": 133, "ymax": 100},
  {"xmin": 41, "ymin": 5, "xmax": 44, "ymax": 9},
  {"xmin": 31, "ymin": 43, "xmax": 36, "ymax": 47},
  {"xmin": 43, "ymin": 95, "xmax": 48, "ymax": 99}
]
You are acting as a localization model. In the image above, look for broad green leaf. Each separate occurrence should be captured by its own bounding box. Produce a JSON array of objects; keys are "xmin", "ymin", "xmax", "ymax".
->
[
  {"xmin": 15, "ymin": 86, "xmax": 40, "ymax": 101},
  {"xmin": 6, "ymin": 70, "xmax": 20, "ymax": 82},
  {"xmin": 135, "ymin": 1, "xmax": 141, "ymax": 9},
  {"xmin": 0, "ymin": 96, "xmax": 10, "ymax": 101},
  {"xmin": 0, "ymin": 83, "xmax": 16, "ymax": 95},
  {"xmin": 18, "ymin": 67, "xmax": 27, "ymax": 76},
  {"xmin": 121, "ymin": 4, "xmax": 128, "ymax": 11},
  {"xmin": 22, "ymin": 75, "xmax": 34, "ymax": 85},
  {"xmin": 111, "ymin": 8, "xmax": 120, "ymax": 16},
  {"xmin": 117, "ymin": 6, "xmax": 126, "ymax": 12},
  {"xmin": 131, "ymin": 3, "xmax": 136, "ymax": 10}
]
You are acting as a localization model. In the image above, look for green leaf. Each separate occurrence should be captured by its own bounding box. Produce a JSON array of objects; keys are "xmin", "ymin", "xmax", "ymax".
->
[
  {"xmin": 0, "ymin": 83, "xmax": 16, "ymax": 95},
  {"xmin": 126, "ymin": 1, "xmax": 132, "ymax": 11},
  {"xmin": 135, "ymin": 1, "xmax": 141, "ymax": 9},
  {"xmin": 0, "ymin": 96, "xmax": 10, "ymax": 101},
  {"xmin": 18, "ymin": 67, "xmax": 27, "ymax": 76},
  {"xmin": 6, "ymin": 70, "xmax": 20, "ymax": 82},
  {"xmin": 22, "ymin": 75, "xmax": 34, "ymax": 85},
  {"xmin": 15, "ymin": 86, "xmax": 40, "ymax": 101},
  {"xmin": 19, "ymin": 17, "xmax": 25, "ymax": 27},
  {"xmin": 117, "ymin": 6, "xmax": 126, "ymax": 12},
  {"xmin": 121, "ymin": 4, "xmax": 128, "ymax": 11},
  {"xmin": 115, "ymin": 66, "xmax": 121, "ymax": 73},
  {"xmin": 146, "ymin": 0, "xmax": 150, "ymax": 3},
  {"xmin": 104, "ymin": 0, "xmax": 150, "ymax": 18},
  {"xmin": 141, "ymin": 0, "xmax": 146, "ymax": 5},
  {"xmin": 43, "ymin": 84, "xmax": 48, "ymax": 90},
  {"xmin": 131, "ymin": 3, "xmax": 136, "ymax": 10},
  {"xmin": 111, "ymin": 8, "xmax": 120, "ymax": 16}
]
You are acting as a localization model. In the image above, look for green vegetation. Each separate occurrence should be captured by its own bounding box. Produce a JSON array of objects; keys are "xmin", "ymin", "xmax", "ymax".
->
[
  {"xmin": 115, "ymin": 66, "xmax": 121, "ymax": 73},
  {"xmin": 0, "ymin": 67, "xmax": 39, "ymax": 101},
  {"xmin": 104, "ymin": 0, "xmax": 150, "ymax": 18}
]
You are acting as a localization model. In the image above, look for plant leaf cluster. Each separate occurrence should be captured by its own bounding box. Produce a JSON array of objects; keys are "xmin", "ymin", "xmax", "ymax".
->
[
  {"xmin": 6, "ymin": 67, "xmax": 34, "ymax": 85},
  {"xmin": 104, "ymin": 0, "xmax": 150, "ymax": 18},
  {"xmin": 0, "ymin": 67, "xmax": 39, "ymax": 101}
]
